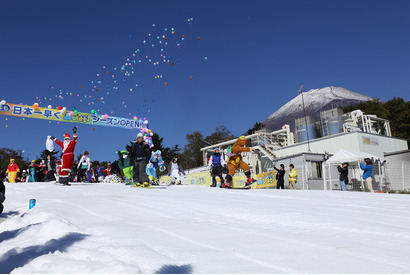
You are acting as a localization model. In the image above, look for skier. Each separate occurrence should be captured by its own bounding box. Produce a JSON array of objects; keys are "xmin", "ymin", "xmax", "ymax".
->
[
  {"xmin": 273, "ymin": 164, "xmax": 285, "ymax": 189},
  {"xmin": 225, "ymin": 136, "xmax": 257, "ymax": 188},
  {"xmin": 6, "ymin": 159, "xmax": 20, "ymax": 183},
  {"xmin": 208, "ymin": 148, "xmax": 227, "ymax": 187},
  {"xmin": 168, "ymin": 157, "xmax": 185, "ymax": 185},
  {"xmin": 129, "ymin": 133, "xmax": 151, "ymax": 187},
  {"xmin": 28, "ymin": 160, "xmax": 37, "ymax": 182},
  {"xmin": 77, "ymin": 151, "xmax": 91, "ymax": 182},
  {"xmin": 146, "ymin": 150, "xmax": 166, "ymax": 185},
  {"xmin": 51, "ymin": 126, "xmax": 78, "ymax": 185}
]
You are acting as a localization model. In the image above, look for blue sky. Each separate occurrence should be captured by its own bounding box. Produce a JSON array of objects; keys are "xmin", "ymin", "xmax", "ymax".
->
[{"xmin": 0, "ymin": 0, "xmax": 409, "ymax": 162}]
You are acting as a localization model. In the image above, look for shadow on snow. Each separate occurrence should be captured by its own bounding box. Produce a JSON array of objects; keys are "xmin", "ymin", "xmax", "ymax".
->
[
  {"xmin": 155, "ymin": 264, "xmax": 193, "ymax": 274},
  {"xmin": 0, "ymin": 232, "xmax": 88, "ymax": 273}
]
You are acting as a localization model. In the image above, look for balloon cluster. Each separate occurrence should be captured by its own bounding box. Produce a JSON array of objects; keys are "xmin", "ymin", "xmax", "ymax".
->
[{"xmin": 140, "ymin": 127, "xmax": 154, "ymax": 147}]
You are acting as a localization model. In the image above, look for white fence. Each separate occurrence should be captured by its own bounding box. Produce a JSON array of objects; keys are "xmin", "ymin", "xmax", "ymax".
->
[{"xmin": 385, "ymin": 160, "xmax": 410, "ymax": 191}]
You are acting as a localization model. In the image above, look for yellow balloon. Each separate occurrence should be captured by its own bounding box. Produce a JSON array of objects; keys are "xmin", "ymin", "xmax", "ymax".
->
[
  {"xmin": 70, "ymin": 93, "xmax": 72, "ymax": 95},
  {"xmin": 6, "ymin": 125, "xmax": 8, "ymax": 127}
]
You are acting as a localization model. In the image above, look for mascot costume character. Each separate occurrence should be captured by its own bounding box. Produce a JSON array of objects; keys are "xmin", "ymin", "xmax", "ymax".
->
[
  {"xmin": 117, "ymin": 150, "xmax": 134, "ymax": 184},
  {"xmin": 146, "ymin": 150, "xmax": 166, "ymax": 185},
  {"xmin": 225, "ymin": 136, "xmax": 257, "ymax": 188}
]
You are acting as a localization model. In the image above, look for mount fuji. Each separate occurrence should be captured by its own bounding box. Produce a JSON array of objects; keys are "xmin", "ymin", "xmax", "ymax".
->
[{"xmin": 262, "ymin": 86, "xmax": 373, "ymax": 131}]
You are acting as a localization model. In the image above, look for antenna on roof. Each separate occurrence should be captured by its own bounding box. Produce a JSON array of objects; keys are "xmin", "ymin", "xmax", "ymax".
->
[{"xmin": 298, "ymin": 85, "xmax": 311, "ymax": 152}]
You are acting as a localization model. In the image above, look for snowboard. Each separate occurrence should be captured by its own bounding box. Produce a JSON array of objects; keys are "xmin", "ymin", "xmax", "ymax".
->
[
  {"xmin": 54, "ymin": 182, "xmax": 71, "ymax": 186},
  {"xmin": 132, "ymin": 183, "xmax": 167, "ymax": 189},
  {"xmin": 224, "ymin": 186, "xmax": 251, "ymax": 190}
]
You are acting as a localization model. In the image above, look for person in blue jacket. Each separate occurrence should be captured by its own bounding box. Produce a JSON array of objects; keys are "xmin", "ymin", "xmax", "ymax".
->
[
  {"xmin": 360, "ymin": 158, "xmax": 374, "ymax": 193},
  {"xmin": 208, "ymin": 148, "xmax": 227, "ymax": 187},
  {"xmin": 95, "ymin": 163, "xmax": 105, "ymax": 182}
]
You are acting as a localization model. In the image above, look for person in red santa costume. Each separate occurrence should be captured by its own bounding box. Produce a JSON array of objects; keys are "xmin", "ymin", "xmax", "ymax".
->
[{"xmin": 51, "ymin": 126, "xmax": 78, "ymax": 186}]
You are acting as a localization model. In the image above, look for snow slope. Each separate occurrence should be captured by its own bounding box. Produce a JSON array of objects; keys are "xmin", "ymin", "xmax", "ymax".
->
[
  {"xmin": 1, "ymin": 182, "xmax": 410, "ymax": 274},
  {"xmin": 262, "ymin": 86, "xmax": 373, "ymax": 131}
]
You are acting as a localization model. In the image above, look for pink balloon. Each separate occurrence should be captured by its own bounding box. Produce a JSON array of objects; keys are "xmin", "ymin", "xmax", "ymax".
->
[
  {"xmin": 104, "ymin": 114, "xmax": 109, "ymax": 119},
  {"xmin": 69, "ymin": 111, "xmax": 74, "ymax": 115}
]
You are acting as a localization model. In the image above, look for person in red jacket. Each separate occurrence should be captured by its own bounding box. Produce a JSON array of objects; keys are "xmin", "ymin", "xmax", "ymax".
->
[
  {"xmin": 51, "ymin": 126, "xmax": 78, "ymax": 186},
  {"xmin": 103, "ymin": 163, "xmax": 112, "ymax": 176}
]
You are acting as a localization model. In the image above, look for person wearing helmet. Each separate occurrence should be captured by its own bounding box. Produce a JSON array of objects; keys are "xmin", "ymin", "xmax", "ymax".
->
[
  {"xmin": 168, "ymin": 157, "xmax": 185, "ymax": 185},
  {"xmin": 129, "ymin": 132, "xmax": 151, "ymax": 187},
  {"xmin": 209, "ymin": 148, "xmax": 227, "ymax": 187}
]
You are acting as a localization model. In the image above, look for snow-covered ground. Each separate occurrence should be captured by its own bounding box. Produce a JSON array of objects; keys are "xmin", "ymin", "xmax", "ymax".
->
[{"xmin": 1, "ymin": 182, "xmax": 410, "ymax": 274}]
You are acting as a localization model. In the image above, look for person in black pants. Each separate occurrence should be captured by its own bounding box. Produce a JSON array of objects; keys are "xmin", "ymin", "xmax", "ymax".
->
[
  {"xmin": 45, "ymin": 155, "xmax": 56, "ymax": 182},
  {"xmin": 273, "ymin": 164, "xmax": 285, "ymax": 189},
  {"xmin": 337, "ymin": 162, "xmax": 349, "ymax": 191},
  {"xmin": 129, "ymin": 133, "xmax": 151, "ymax": 187}
]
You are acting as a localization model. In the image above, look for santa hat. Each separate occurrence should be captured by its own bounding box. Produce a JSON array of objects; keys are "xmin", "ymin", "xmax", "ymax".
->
[{"xmin": 64, "ymin": 133, "xmax": 71, "ymax": 139}]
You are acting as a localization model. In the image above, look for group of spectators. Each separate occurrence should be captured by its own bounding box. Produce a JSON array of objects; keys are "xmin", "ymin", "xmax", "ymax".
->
[
  {"xmin": 337, "ymin": 158, "xmax": 374, "ymax": 192},
  {"xmin": 1, "ymin": 153, "xmax": 114, "ymax": 184}
]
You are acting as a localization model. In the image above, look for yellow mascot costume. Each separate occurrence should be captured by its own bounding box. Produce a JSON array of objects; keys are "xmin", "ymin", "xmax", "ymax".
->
[{"xmin": 6, "ymin": 159, "xmax": 20, "ymax": 183}]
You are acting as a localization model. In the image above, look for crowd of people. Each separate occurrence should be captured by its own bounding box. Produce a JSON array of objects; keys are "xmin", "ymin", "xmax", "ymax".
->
[{"xmin": 1, "ymin": 126, "xmax": 375, "ymax": 191}]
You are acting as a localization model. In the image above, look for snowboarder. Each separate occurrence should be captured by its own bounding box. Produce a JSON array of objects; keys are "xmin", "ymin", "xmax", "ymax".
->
[
  {"xmin": 51, "ymin": 126, "xmax": 78, "ymax": 185},
  {"xmin": 168, "ymin": 157, "xmax": 185, "ymax": 185},
  {"xmin": 288, "ymin": 164, "xmax": 297, "ymax": 189},
  {"xmin": 273, "ymin": 164, "xmax": 285, "ymax": 189},
  {"xmin": 129, "ymin": 133, "xmax": 151, "ymax": 187},
  {"xmin": 77, "ymin": 151, "xmax": 91, "ymax": 182},
  {"xmin": 146, "ymin": 150, "xmax": 166, "ymax": 185},
  {"xmin": 337, "ymin": 162, "xmax": 349, "ymax": 191},
  {"xmin": 225, "ymin": 136, "xmax": 257, "ymax": 188},
  {"xmin": 208, "ymin": 148, "xmax": 227, "ymax": 187},
  {"xmin": 6, "ymin": 159, "xmax": 20, "ymax": 183}
]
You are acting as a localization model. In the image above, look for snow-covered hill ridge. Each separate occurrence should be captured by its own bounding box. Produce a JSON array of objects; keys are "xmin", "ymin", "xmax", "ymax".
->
[{"xmin": 262, "ymin": 86, "xmax": 373, "ymax": 130}]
